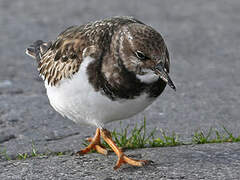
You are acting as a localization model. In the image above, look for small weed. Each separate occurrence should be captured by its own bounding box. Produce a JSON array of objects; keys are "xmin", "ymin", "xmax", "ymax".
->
[
  {"xmin": 100, "ymin": 118, "xmax": 156, "ymax": 149},
  {"xmin": 192, "ymin": 127, "xmax": 213, "ymax": 144},
  {"xmin": 0, "ymin": 147, "xmax": 11, "ymax": 160},
  {"xmin": 16, "ymin": 143, "xmax": 67, "ymax": 160},
  {"xmin": 17, "ymin": 142, "xmax": 39, "ymax": 160},
  {"xmin": 149, "ymin": 130, "xmax": 181, "ymax": 147},
  {"xmin": 31, "ymin": 142, "xmax": 38, "ymax": 157},
  {"xmin": 17, "ymin": 153, "xmax": 28, "ymax": 160},
  {"xmin": 47, "ymin": 150, "xmax": 66, "ymax": 156},
  {"xmin": 84, "ymin": 118, "xmax": 181, "ymax": 151},
  {"xmin": 55, "ymin": 152, "xmax": 64, "ymax": 156},
  {"xmin": 192, "ymin": 126, "xmax": 240, "ymax": 144},
  {"xmin": 222, "ymin": 126, "xmax": 240, "ymax": 142}
]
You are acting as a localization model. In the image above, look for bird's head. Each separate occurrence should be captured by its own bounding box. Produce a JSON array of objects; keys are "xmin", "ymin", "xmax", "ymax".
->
[{"xmin": 113, "ymin": 23, "xmax": 176, "ymax": 91}]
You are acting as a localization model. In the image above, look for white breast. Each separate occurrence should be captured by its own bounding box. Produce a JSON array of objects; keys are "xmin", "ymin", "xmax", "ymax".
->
[{"xmin": 45, "ymin": 56, "xmax": 156, "ymax": 128}]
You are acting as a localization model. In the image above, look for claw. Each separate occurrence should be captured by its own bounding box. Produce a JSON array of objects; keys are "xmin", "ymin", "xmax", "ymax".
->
[{"xmin": 114, "ymin": 154, "xmax": 149, "ymax": 170}]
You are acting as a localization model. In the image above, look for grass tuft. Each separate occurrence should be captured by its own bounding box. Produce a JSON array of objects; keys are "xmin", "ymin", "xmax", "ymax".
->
[
  {"xmin": 84, "ymin": 120, "xmax": 240, "ymax": 152},
  {"xmin": 149, "ymin": 130, "xmax": 181, "ymax": 147},
  {"xmin": 0, "ymin": 147, "xmax": 11, "ymax": 161},
  {"xmin": 17, "ymin": 141, "xmax": 39, "ymax": 160},
  {"xmin": 192, "ymin": 126, "xmax": 240, "ymax": 144},
  {"xmin": 101, "ymin": 118, "xmax": 155, "ymax": 149},
  {"xmin": 86, "ymin": 118, "xmax": 181, "ymax": 151}
]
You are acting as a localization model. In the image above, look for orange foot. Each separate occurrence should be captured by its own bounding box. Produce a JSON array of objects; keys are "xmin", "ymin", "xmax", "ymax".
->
[
  {"xmin": 76, "ymin": 128, "xmax": 107, "ymax": 155},
  {"xmin": 77, "ymin": 128, "xmax": 150, "ymax": 169},
  {"xmin": 100, "ymin": 128, "xmax": 149, "ymax": 170}
]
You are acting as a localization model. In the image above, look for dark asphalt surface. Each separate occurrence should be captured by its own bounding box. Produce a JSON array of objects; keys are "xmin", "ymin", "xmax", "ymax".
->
[{"xmin": 0, "ymin": 0, "xmax": 240, "ymax": 179}]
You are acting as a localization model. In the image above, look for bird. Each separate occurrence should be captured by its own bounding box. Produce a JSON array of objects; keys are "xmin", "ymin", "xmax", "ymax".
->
[{"xmin": 26, "ymin": 16, "xmax": 176, "ymax": 170}]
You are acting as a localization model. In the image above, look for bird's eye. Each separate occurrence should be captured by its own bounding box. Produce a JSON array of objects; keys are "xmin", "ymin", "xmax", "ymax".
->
[{"xmin": 135, "ymin": 51, "xmax": 146, "ymax": 61}]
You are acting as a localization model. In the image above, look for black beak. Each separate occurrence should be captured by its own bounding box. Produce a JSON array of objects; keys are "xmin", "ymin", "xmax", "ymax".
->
[{"xmin": 154, "ymin": 63, "xmax": 176, "ymax": 91}]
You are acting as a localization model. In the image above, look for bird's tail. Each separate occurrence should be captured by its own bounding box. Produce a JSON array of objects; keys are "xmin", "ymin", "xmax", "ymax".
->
[{"xmin": 25, "ymin": 40, "xmax": 51, "ymax": 62}]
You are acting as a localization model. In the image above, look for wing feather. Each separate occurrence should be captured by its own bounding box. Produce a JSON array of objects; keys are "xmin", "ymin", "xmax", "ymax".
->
[{"xmin": 37, "ymin": 27, "xmax": 86, "ymax": 86}]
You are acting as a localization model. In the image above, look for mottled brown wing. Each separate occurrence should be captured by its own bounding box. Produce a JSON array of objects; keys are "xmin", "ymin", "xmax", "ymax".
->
[{"xmin": 38, "ymin": 26, "xmax": 89, "ymax": 86}]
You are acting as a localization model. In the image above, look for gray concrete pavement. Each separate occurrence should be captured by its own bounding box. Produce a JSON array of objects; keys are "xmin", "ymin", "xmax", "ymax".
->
[
  {"xmin": 1, "ymin": 143, "xmax": 240, "ymax": 180},
  {"xmin": 0, "ymin": 0, "xmax": 240, "ymax": 179}
]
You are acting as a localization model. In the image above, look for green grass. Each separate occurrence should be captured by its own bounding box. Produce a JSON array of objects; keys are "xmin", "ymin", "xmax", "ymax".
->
[
  {"xmin": 149, "ymin": 130, "xmax": 181, "ymax": 147},
  {"xmin": 84, "ymin": 120, "xmax": 240, "ymax": 151},
  {"xmin": 17, "ymin": 142, "xmax": 39, "ymax": 160},
  {"xmin": 1, "ymin": 120, "xmax": 240, "ymax": 160},
  {"xmin": 0, "ymin": 141, "xmax": 66, "ymax": 161},
  {"xmin": 0, "ymin": 147, "xmax": 11, "ymax": 161},
  {"xmin": 98, "ymin": 119, "xmax": 181, "ymax": 151},
  {"xmin": 192, "ymin": 126, "xmax": 240, "ymax": 144}
]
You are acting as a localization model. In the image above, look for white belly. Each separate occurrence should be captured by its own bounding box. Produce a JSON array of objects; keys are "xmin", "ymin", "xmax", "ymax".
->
[{"xmin": 45, "ymin": 57, "xmax": 156, "ymax": 128}]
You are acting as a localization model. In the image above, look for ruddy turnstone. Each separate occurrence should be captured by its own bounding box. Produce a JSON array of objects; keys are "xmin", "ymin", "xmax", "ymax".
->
[{"xmin": 26, "ymin": 16, "xmax": 176, "ymax": 169}]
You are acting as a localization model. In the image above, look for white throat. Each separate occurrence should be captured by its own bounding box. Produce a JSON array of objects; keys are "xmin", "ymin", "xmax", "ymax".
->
[{"xmin": 136, "ymin": 69, "xmax": 159, "ymax": 84}]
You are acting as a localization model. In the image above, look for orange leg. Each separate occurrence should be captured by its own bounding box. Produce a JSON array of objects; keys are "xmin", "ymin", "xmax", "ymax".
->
[
  {"xmin": 76, "ymin": 128, "xmax": 107, "ymax": 155},
  {"xmin": 100, "ymin": 128, "xmax": 149, "ymax": 170}
]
